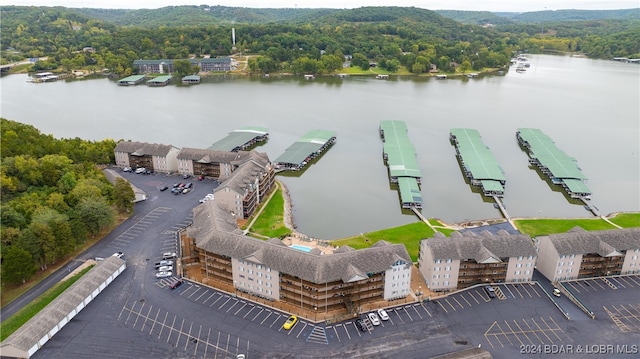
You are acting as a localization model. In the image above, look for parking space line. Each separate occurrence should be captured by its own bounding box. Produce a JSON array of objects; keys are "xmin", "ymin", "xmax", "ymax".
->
[
  {"xmin": 625, "ymin": 276, "xmax": 640, "ymax": 286},
  {"xmin": 213, "ymin": 331, "xmax": 221, "ymax": 359},
  {"xmin": 451, "ymin": 296, "xmax": 465, "ymax": 309},
  {"xmin": 519, "ymin": 284, "xmax": 532, "ymax": 298},
  {"xmin": 201, "ymin": 292, "xmax": 216, "ymax": 305},
  {"xmin": 141, "ymin": 304, "xmax": 153, "ymax": 332},
  {"xmin": 132, "ymin": 302, "xmax": 145, "ymax": 327},
  {"xmin": 522, "ymin": 318, "xmax": 545, "ymax": 344},
  {"xmin": 175, "ymin": 318, "xmax": 185, "ymax": 347},
  {"xmin": 225, "ymin": 300, "xmax": 239, "ymax": 313},
  {"xmin": 332, "ymin": 326, "xmax": 341, "ymax": 342},
  {"xmin": 503, "ymin": 321, "xmax": 524, "ymax": 346},
  {"xmin": 242, "ymin": 304, "xmax": 256, "ymax": 319},
  {"xmin": 203, "ymin": 328, "xmax": 212, "ymax": 358},
  {"xmin": 188, "ymin": 287, "xmax": 203, "ymax": 299},
  {"xmin": 410, "ymin": 304, "xmax": 423, "ymax": 320},
  {"xmin": 184, "ymin": 322, "xmax": 193, "ymax": 351},
  {"xmin": 192, "ymin": 325, "xmax": 202, "ymax": 356},
  {"xmin": 567, "ymin": 281, "xmax": 581, "ymax": 294},
  {"xmin": 609, "ymin": 277, "xmax": 626, "ymax": 288},
  {"xmin": 210, "ymin": 294, "xmax": 225, "ymax": 307},
  {"xmin": 504, "ymin": 285, "xmax": 516, "ymax": 299},
  {"xmin": 251, "ymin": 307, "xmax": 264, "ymax": 321},
  {"xmin": 402, "ymin": 306, "xmax": 414, "ymax": 321},
  {"xmin": 512, "ymin": 319, "xmax": 534, "ymax": 344},
  {"xmin": 218, "ymin": 296, "xmax": 231, "ymax": 310},
  {"xmin": 530, "ymin": 318, "xmax": 554, "ymax": 344},
  {"xmin": 459, "ymin": 293, "xmax": 472, "ymax": 306},
  {"xmin": 436, "ymin": 300, "xmax": 449, "ymax": 313},
  {"xmin": 260, "ymin": 310, "xmax": 273, "ymax": 325},
  {"xmin": 270, "ymin": 313, "xmax": 281, "ymax": 328},
  {"xmin": 444, "ymin": 298, "xmax": 457, "ymax": 311},
  {"xmin": 295, "ymin": 322, "xmax": 309, "ymax": 338},
  {"xmin": 166, "ymin": 315, "xmax": 177, "ymax": 343},
  {"xmin": 543, "ymin": 317, "xmax": 565, "ymax": 343},
  {"xmin": 468, "ymin": 291, "xmax": 481, "ymax": 304},
  {"xmin": 157, "ymin": 311, "xmax": 169, "ymax": 339},
  {"xmin": 392, "ymin": 308, "xmax": 406, "ymax": 323},
  {"xmin": 592, "ymin": 279, "xmax": 607, "ymax": 290},
  {"xmin": 148, "ymin": 307, "xmax": 161, "ymax": 335},
  {"xmin": 233, "ymin": 302, "xmax": 247, "ymax": 316}
]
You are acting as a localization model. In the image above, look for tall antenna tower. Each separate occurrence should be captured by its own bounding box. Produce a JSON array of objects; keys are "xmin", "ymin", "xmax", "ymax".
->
[{"xmin": 232, "ymin": 28, "xmax": 236, "ymax": 46}]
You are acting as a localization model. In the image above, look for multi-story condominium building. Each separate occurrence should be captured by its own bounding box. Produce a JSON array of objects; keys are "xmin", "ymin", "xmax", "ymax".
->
[
  {"xmin": 536, "ymin": 227, "xmax": 640, "ymax": 283},
  {"xmin": 212, "ymin": 153, "xmax": 275, "ymax": 219},
  {"xmin": 185, "ymin": 201, "xmax": 412, "ymax": 318},
  {"xmin": 114, "ymin": 141, "xmax": 180, "ymax": 173},
  {"xmin": 176, "ymin": 148, "xmax": 270, "ymax": 181},
  {"xmin": 132, "ymin": 57, "xmax": 232, "ymax": 74},
  {"xmin": 419, "ymin": 231, "xmax": 537, "ymax": 292}
]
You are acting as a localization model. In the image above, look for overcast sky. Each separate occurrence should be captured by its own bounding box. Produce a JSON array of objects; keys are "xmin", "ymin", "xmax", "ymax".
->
[{"xmin": 2, "ymin": 1, "xmax": 638, "ymax": 12}]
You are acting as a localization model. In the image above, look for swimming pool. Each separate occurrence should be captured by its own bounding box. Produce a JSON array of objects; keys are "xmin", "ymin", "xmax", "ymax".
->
[{"xmin": 290, "ymin": 244, "xmax": 313, "ymax": 252}]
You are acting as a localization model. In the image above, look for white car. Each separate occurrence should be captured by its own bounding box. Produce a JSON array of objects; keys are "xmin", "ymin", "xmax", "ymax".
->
[
  {"xmin": 123, "ymin": 167, "xmax": 132, "ymax": 172},
  {"xmin": 156, "ymin": 271, "xmax": 172, "ymax": 278},
  {"xmin": 157, "ymin": 265, "xmax": 173, "ymax": 272},
  {"xmin": 162, "ymin": 252, "xmax": 177, "ymax": 260},
  {"xmin": 135, "ymin": 167, "xmax": 146, "ymax": 174},
  {"xmin": 367, "ymin": 312, "xmax": 380, "ymax": 326},
  {"xmin": 377, "ymin": 308, "xmax": 389, "ymax": 321},
  {"xmin": 112, "ymin": 252, "xmax": 124, "ymax": 259}
]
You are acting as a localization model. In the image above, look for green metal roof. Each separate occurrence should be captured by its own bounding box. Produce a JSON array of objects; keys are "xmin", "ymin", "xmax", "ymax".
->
[
  {"xmin": 450, "ymin": 128, "xmax": 505, "ymax": 182},
  {"xmin": 274, "ymin": 130, "xmax": 336, "ymax": 165},
  {"xmin": 563, "ymin": 179, "xmax": 591, "ymax": 195},
  {"xmin": 118, "ymin": 75, "xmax": 146, "ymax": 83},
  {"xmin": 146, "ymin": 75, "xmax": 172, "ymax": 83},
  {"xmin": 208, "ymin": 127, "xmax": 269, "ymax": 152},
  {"xmin": 398, "ymin": 177, "xmax": 423, "ymax": 205},
  {"xmin": 480, "ymin": 180, "xmax": 505, "ymax": 193},
  {"xmin": 518, "ymin": 128, "xmax": 587, "ymax": 180},
  {"xmin": 182, "ymin": 75, "xmax": 200, "ymax": 81},
  {"xmin": 380, "ymin": 120, "xmax": 422, "ymax": 179}
]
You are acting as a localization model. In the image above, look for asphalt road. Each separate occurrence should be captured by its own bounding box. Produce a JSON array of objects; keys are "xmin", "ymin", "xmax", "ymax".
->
[{"xmin": 4, "ymin": 168, "xmax": 639, "ymax": 358}]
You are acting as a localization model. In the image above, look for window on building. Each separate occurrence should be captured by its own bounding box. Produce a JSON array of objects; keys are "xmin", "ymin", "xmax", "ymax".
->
[
  {"xmin": 434, "ymin": 267, "xmax": 440, "ymax": 271},
  {"xmin": 516, "ymin": 263, "xmax": 522, "ymax": 268},
  {"xmin": 445, "ymin": 266, "xmax": 451, "ymax": 271},
  {"xmin": 446, "ymin": 259, "xmax": 452, "ymax": 263},
  {"xmin": 435, "ymin": 259, "xmax": 441, "ymax": 264}
]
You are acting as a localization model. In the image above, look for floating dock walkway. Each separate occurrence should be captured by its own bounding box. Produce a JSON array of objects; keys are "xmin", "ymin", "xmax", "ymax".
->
[
  {"xmin": 450, "ymin": 128, "xmax": 506, "ymax": 197},
  {"xmin": 517, "ymin": 128, "xmax": 591, "ymax": 199},
  {"xmin": 273, "ymin": 129, "xmax": 336, "ymax": 171},
  {"xmin": 380, "ymin": 120, "xmax": 423, "ymax": 209},
  {"xmin": 208, "ymin": 127, "xmax": 269, "ymax": 152}
]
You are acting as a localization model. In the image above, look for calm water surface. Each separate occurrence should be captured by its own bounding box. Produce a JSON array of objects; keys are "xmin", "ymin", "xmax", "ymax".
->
[{"xmin": 1, "ymin": 54, "xmax": 638, "ymax": 238}]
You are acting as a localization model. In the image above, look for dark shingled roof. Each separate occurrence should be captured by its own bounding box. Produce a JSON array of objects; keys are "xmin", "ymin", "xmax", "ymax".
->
[
  {"xmin": 215, "ymin": 153, "xmax": 272, "ymax": 194},
  {"xmin": 114, "ymin": 141, "xmax": 177, "ymax": 157},
  {"xmin": 188, "ymin": 202, "xmax": 412, "ymax": 284},
  {"xmin": 424, "ymin": 231, "xmax": 536, "ymax": 262},
  {"xmin": 546, "ymin": 228, "xmax": 640, "ymax": 256},
  {"xmin": 177, "ymin": 147, "xmax": 252, "ymax": 163}
]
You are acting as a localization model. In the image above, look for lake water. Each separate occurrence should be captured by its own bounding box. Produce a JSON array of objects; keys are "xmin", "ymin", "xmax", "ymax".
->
[{"xmin": 1, "ymin": 54, "xmax": 638, "ymax": 239}]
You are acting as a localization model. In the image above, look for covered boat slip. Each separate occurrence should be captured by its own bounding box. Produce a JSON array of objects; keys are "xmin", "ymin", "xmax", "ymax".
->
[
  {"xmin": 380, "ymin": 120, "xmax": 423, "ymax": 183},
  {"xmin": 398, "ymin": 177, "xmax": 423, "ymax": 208},
  {"xmin": 517, "ymin": 128, "xmax": 591, "ymax": 196},
  {"xmin": 117, "ymin": 74, "xmax": 146, "ymax": 86},
  {"xmin": 274, "ymin": 129, "xmax": 336, "ymax": 170},
  {"xmin": 450, "ymin": 128, "xmax": 505, "ymax": 196},
  {"xmin": 146, "ymin": 75, "xmax": 173, "ymax": 86},
  {"xmin": 181, "ymin": 75, "xmax": 201, "ymax": 84},
  {"xmin": 207, "ymin": 127, "xmax": 269, "ymax": 152}
]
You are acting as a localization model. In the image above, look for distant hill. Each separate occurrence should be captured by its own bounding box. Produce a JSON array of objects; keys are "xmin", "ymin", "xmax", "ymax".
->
[
  {"xmin": 437, "ymin": 8, "xmax": 639, "ymax": 25},
  {"xmin": 434, "ymin": 10, "xmax": 513, "ymax": 26}
]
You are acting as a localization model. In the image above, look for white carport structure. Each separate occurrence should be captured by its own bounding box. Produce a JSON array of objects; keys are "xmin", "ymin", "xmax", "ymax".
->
[{"xmin": 0, "ymin": 256, "xmax": 126, "ymax": 358}]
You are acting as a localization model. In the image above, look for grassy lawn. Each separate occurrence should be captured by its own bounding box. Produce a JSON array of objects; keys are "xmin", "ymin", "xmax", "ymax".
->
[
  {"xmin": 247, "ymin": 185, "xmax": 291, "ymax": 239},
  {"xmin": 331, "ymin": 222, "xmax": 437, "ymax": 262},
  {"xmin": 609, "ymin": 212, "xmax": 640, "ymax": 227},
  {"xmin": 0, "ymin": 265, "xmax": 94, "ymax": 341},
  {"xmin": 513, "ymin": 214, "xmax": 640, "ymax": 237}
]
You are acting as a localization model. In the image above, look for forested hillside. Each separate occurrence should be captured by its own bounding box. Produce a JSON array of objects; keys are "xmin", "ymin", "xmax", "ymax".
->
[
  {"xmin": 0, "ymin": 119, "xmax": 128, "ymax": 285},
  {"xmin": 0, "ymin": 5, "xmax": 638, "ymax": 77}
]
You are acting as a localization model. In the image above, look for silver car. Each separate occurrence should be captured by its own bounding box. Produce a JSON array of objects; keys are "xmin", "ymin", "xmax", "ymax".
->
[{"xmin": 156, "ymin": 271, "xmax": 172, "ymax": 278}]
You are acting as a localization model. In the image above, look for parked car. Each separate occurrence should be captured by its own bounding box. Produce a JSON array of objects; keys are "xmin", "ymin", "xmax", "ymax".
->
[
  {"xmin": 185, "ymin": 182, "xmax": 193, "ymax": 189},
  {"xmin": 112, "ymin": 252, "xmax": 124, "ymax": 259},
  {"xmin": 170, "ymin": 279, "xmax": 184, "ymax": 289},
  {"xmin": 182, "ymin": 188, "xmax": 191, "ymax": 194},
  {"xmin": 355, "ymin": 319, "xmax": 367, "ymax": 332},
  {"xmin": 159, "ymin": 186, "xmax": 168, "ymax": 191},
  {"xmin": 485, "ymin": 285, "xmax": 496, "ymax": 298},
  {"xmin": 135, "ymin": 167, "xmax": 146, "ymax": 174},
  {"xmin": 158, "ymin": 265, "xmax": 173, "ymax": 272},
  {"xmin": 198, "ymin": 175, "xmax": 205, "ymax": 181},
  {"xmin": 162, "ymin": 252, "xmax": 177, "ymax": 260},
  {"xmin": 183, "ymin": 174, "xmax": 191, "ymax": 179},
  {"xmin": 377, "ymin": 308, "xmax": 389, "ymax": 321},
  {"xmin": 155, "ymin": 260, "xmax": 173, "ymax": 268},
  {"xmin": 553, "ymin": 288, "xmax": 561, "ymax": 297},
  {"xmin": 156, "ymin": 271, "xmax": 172, "ymax": 278},
  {"xmin": 123, "ymin": 167, "xmax": 132, "ymax": 172},
  {"xmin": 367, "ymin": 312, "xmax": 380, "ymax": 326},
  {"xmin": 283, "ymin": 315, "xmax": 298, "ymax": 330}
]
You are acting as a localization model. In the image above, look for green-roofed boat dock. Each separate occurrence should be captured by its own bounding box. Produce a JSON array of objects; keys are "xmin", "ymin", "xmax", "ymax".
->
[
  {"xmin": 450, "ymin": 128, "xmax": 506, "ymax": 197},
  {"xmin": 379, "ymin": 120, "xmax": 423, "ymax": 210},
  {"xmin": 208, "ymin": 127, "xmax": 269, "ymax": 152},
  {"xmin": 181, "ymin": 75, "xmax": 201, "ymax": 84},
  {"xmin": 274, "ymin": 130, "xmax": 336, "ymax": 171},
  {"xmin": 146, "ymin": 75, "xmax": 173, "ymax": 87},
  {"xmin": 517, "ymin": 128, "xmax": 599, "ymax": 215},
  {"xmin": 117, "ymin": 75, "xmax": 146, "ymax": 86}
]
